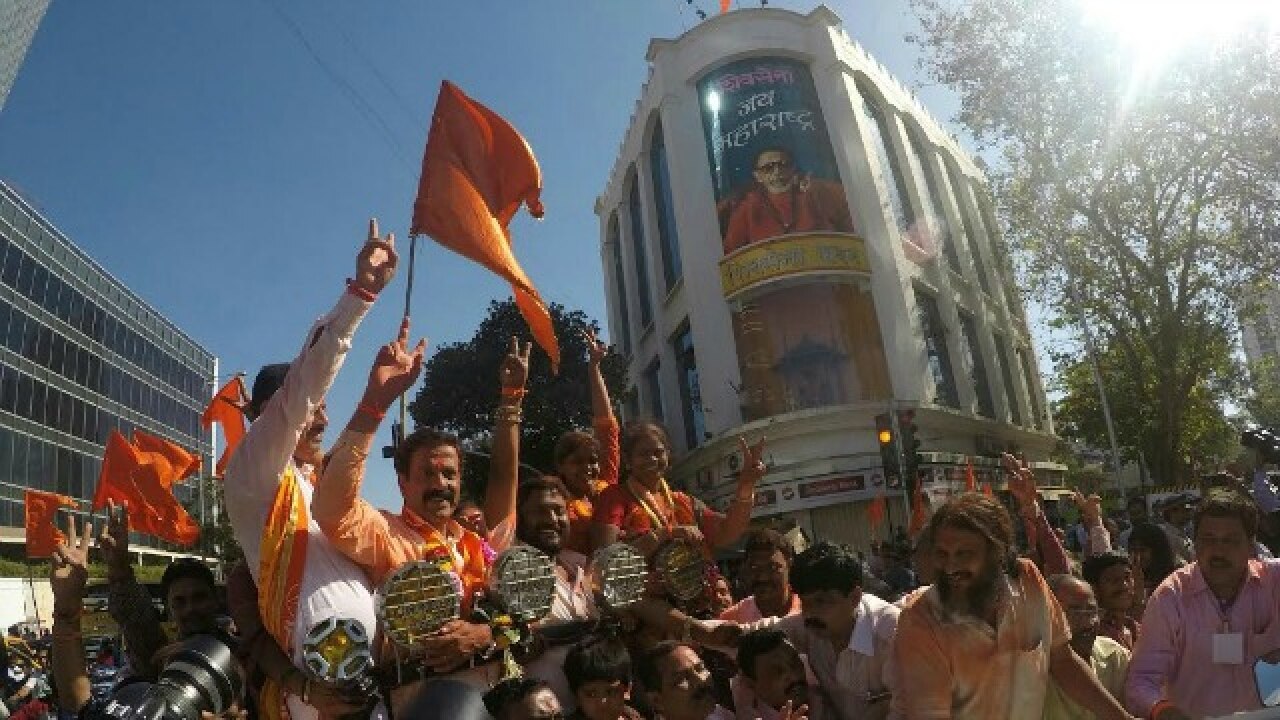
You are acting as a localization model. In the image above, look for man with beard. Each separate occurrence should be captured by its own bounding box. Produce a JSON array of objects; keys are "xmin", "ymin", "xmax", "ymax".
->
[
  {"xmin": 636, "ymin": 642, "xmax": 738, "ymax": 720},
  {"xmin": 312, "ymin": 329, "xmax": 529, "ymax": 696},
  {"xmin": 223, "ymin": 219, "xmax": 396, "ymax": 720},
  {"xmin": 1125, "ymin": 488, "xmax": 1280, "ymax": 719},
  {"xmin": 890, "ymin": 489, "xmax": 1136, "ymax": 719},
  {"xmin": 1044, "ymin": 575, "xmax": 1131, "ymax": 720},
  {"xmin": 515, "ymin": 476, "xmax": 598, "ymax": 713},
  {"xmin": 721, "ymin": 146, "xmax": 854, "ymax": 255},
  {"xmin": 732, "ymin": 629, "xmax": 820, "ymax": 720},
  {"xmin": 719, "ymin": 530, "xmax": 802, "ymax": 623}
]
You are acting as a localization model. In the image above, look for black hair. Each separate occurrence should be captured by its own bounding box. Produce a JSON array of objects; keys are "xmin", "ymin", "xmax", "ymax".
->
[
  {"xmin": 1126, "ymin": 522, "xmax": 1179, "ymax": 586},
  {"xmin": 1081, "ymin": 551, "xmax": 1132, "ymax": 589},
  {"xmin": 788, "ymin": 541, "xmax": 862, "ymax": 596},
  {"xmin": 635, "ymin": 641, "xmax": 694, "ymax": 693},
  {"xmin": 564, "ymin": 639, "xmax": 632, "ymax": 694},
  {"xmin": 517, "ymin": 475, "xmax": 571, "ymax": 510},
  {"xmin": 1194, "ymin": 487, "xmax": 1259, "ymax": 540},
  {"xmin": 482, "ymin": 677, "xmax": 549, "ymax": 719},
  {"xmin": 735, "ymin": 628, "xmax": 790, "ymax": 680},
  {"xmin": 925, "ymin": 492, "xmax": 1020, "ymax": 578},
  {"xmin": 393, "ymin": 427, "xmax": 462, "ymax": 475},
  {"xmin": 248, "ymin": 363, "xmax": 290, "ymax": 420},
  {"xmin": 160, "ymin": 559, "xmax": 216, "ymax": 605},
  {"xmin": 743, "ymin": 528, "xmax": 793, "ymax": 562}
]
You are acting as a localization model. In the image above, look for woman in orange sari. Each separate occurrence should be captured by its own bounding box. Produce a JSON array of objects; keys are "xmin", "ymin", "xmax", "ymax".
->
[{"xmin": 558, "ymin": 329, "xmax": 621, "ymax": 555}]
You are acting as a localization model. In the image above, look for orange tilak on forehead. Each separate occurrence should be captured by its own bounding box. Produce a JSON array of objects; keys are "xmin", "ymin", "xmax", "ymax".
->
[{"xmin": 428, "ymin": 457, "xmax": 452, "ymax": 472}]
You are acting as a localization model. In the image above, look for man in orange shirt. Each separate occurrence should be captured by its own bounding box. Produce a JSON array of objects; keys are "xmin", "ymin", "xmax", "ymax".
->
[
  {"xmin": 312, "ymin": 326, "xmax": 530, "ymax": 692},
  {"xmin": 721, "ymin": 146, "xmax": 854, "ymax": 255}
]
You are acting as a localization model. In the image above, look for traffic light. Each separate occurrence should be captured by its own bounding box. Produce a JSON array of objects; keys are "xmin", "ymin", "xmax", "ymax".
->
[
  {"xmin": 899, "ymin": 410, "xmax": 922, "ymax": 495},
  {"xmin": 875, "ymin": 413, "xmax": 900, "ymax": 484}
]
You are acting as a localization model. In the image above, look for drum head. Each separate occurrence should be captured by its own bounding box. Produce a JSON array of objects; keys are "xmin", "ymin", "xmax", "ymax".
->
[{"xmin": 377, "ymin": 560, "xmax": 462, "ymax": 650}]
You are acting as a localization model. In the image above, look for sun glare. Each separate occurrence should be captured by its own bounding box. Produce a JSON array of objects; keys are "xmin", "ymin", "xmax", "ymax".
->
[{"xmin": 1079, "ymin": 0, "xmax": 1280, "ymax": 69}]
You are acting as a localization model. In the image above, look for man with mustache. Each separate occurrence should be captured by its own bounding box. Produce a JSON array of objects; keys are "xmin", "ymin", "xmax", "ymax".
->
[
  {"xmin": 719, "ymin": 530, "xmax": 802, "ymax": 623},
  {"xmin": 223, "ymin": 219, "xmax": 396, "ymax": 720},
  {"xmin": 312, "ymin": 330, "xmax": 530, "ymax": 700},
  {"xmin": 514, "ymin": 475, "xmax": 599, "ymax": 713},
  {"xmin": 1044, "ymin": 575, "xmax": 1131, "ymax": 720},
  {"xmin": 636, "ymin": 642, "xmax": 738, "ymax": 720},
  {"xmin": 890, "ymin": 489, "xmax": 1136, "ymax": 719},
  {"xmin": 733, "ymin": 629, "xmax": 821, "ymax": 720},
  {"xmin": 1125, "ymin": 487, "xmax": 1280, "ymax": 719}
]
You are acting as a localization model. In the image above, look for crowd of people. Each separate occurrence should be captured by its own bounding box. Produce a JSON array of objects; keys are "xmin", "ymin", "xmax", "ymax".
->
[{"xmin": 31, "ymin": 221, "xmax": 1280, "ymax": 719}]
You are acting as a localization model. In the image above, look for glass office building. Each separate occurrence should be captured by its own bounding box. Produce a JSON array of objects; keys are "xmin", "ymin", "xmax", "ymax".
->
[{"xmin": 0, "ymin": 180, "xmax": 216, "ymax": 557}]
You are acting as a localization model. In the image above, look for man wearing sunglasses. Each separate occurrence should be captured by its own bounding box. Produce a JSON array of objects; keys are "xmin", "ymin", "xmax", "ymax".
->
[{"xmin": 722, "ymin": 145, "xmax": 854, "ymax": 255}]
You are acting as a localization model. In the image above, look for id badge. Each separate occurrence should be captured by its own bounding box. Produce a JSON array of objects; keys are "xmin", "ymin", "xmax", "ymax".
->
[{"xmin": 1212, "ymin": 632, "xmax": 1244, "ymax": 665}]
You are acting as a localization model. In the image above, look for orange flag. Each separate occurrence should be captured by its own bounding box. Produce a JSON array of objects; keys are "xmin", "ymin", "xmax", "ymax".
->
[
  {"xmin": 132, "ymin": 430, "xmax": 200, "ymax": 487},
  {"xmin": 965, "ymin": 460, "xmax": 977, "ymax": 492},
  {"xmin": 908, "ymin": 485, "xmax": 928, "ymax": 536},
  {"xmin": 720, "ymin": 0, "xmax": 731, "ymax": 12},
  {"xmin": 201, "ymin": 375, "xmax": 248, "ymax": 476},
  {"xmin": 867, "ymin": 493, "xmax": 886, "ymax": 532},
  {"xmin": 25, "ymin": 489, "xmax": 76, "ymax": 558},
  {"xmin": 410, "ymin": 80, "xmax": 560, "ymax": 372},
  {"xmin": 981, "ymin": 481, "xmax": 994, "ymax": 498},
  {"xmin": 93, "ymin": 430, "xmax": 200, "ymax": 546}
]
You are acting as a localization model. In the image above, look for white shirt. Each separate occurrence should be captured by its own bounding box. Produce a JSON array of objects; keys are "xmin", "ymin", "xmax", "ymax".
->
[
  {"xmin": 223, "ymin": 291, "xmax": 382, "ymax": 720},
  {"xmin": 523, "ymin": 549, "xmax": 597, "ymax": 713}
]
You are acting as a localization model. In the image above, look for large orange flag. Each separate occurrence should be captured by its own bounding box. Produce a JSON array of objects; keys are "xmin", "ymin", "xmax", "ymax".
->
[
  {"xmin": 93, "ymin": 430, "xmax": 200, "ymax": 546},
  {"xmin": 410, "ymin": 80, "xmax": 560, "ymax": 372},
  {"xmin": 25, "ymin": 489, "xmax": 76, "ymax": 558},
  {"xmin": 201, "ymin": 375, "xmax": 248, "ymax": 476},
  {"xmin": 867, "ymin": 493, "xmax": 886, "ymax": 533},
  {"xmin": 132, "ymin": 430, "xmax": 200, "ymax": 487}
]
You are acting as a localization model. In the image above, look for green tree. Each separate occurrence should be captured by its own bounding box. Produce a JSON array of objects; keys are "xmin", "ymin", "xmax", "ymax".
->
[
  {"xmin": 1244, "ymin": 359, "xmax": 1280, "ymax": 429},
  {"xmin": 186, "ymin": 477, "xmax": 243, "ymax": 569},
  {"xmin": 1050, "ymin": 340, "xmax": 1237, "ymax": 478},
  {"xmin": 408, "ymin": 300, "xmax": 627, "ymax": 496},
  {"xmin": 909, "ymin": 0, "xmax": 1280, "ymax": 483}
]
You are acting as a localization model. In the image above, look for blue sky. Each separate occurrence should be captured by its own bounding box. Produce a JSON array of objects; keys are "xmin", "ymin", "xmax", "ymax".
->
[{"xmin": 0, "ymin": 0, "xmax": 975, "ymax": 510}]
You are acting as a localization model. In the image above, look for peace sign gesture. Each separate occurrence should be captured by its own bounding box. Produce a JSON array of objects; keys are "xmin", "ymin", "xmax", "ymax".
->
[
  {"xmin": 1001, "ymin": 452, "xmax": 1038, "ymax": 513},
  {"xmin": 737, "ymin": 436, "xmax": 768, "ymax": 490},
  {"xmin": 364, "ymin": 317, "xmax": 428, "ymax": 411},
  {"xmin": 353, "ymin": 217, "xmax": 399, "ymax": 296},
  {"xmin": 50, "ymin": 515, "xmax": 92, "ymax": 611},
  {"xmin": 1072, "ymin": 491, "xmax": 1103, "ymax": 527},
  {"xmin": 582, "ymin": 328, "xmax": 608, "ymax": 365},
  {"xmin": 500, "ymin": 337, "xmax": 532, "ymax": 393}
]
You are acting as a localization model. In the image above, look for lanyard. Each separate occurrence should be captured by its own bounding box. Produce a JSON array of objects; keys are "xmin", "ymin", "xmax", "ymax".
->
[{"xmin": 627, "ymin": 478, "xmax": 676, "ymax": 531}]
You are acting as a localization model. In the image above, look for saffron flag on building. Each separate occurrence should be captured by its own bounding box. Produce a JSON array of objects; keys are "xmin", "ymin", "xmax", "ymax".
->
[
  {"xmin": 981, "ymin": 481, "xmax": 994, "ymax": 498},
  {"xmin": 93, "ymin": 430, "xmax": 199, "ymax": 546},
  {"xmin": 720, "ymin": 0, "xmax": 731, "ymax": 12},
  {"xmin": 25, "ymin": 489, "xmax": 76, "ymax": 558},
  {"xmin": 867, "ymin": 493, "xmax": 886, "ymax": 532},
  {"xmin": 965, "ymin": 460, "xmax": 977, "ymax": 492},
  {"xmin": 410, "ymin": 80, "xmax": 560, "ymax": 372},
  {"xmin": 201, "ymin": 375, "xmax": 249, "ymax": 476},
  {"xmin": 908, "ymin": 485, "xmax": 928, "ymax": 536}
]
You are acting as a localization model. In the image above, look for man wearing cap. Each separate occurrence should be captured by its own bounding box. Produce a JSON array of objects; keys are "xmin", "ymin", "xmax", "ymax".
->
[{"xmin": 223, "ymin": 219, "xmax": 396, "ymax": 720}]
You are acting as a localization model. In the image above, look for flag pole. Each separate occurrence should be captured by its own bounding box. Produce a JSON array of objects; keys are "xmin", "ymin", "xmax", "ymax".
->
[{"xmin": 398, "ymin": 233, "xmax": 419, "ymax": 445}]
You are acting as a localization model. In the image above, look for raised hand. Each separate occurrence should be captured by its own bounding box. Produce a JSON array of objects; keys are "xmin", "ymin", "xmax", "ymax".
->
[
  {"xmin": 99, "ymin": 501, "xmax": 130, "ymax": 574},
  {"xmin": 582, "ymin": 328, "xmax": 608, "ymax": 365},
  {"xmin": 737, "ymin": 436, "xmax": 768, "ymax": 489},
  {"xmin": 779, "ymin": 700, "xmax": 810, "ymax": 720},
  {"xmin": 1001, "ymin": 453, "xmax": 1038, "ymax": 512},
  {"xmin": 500, "ymin": 337, "xmax": 532, "ymax": 392},
  {"xmin": 1072, "ymin": 491, "xmax": 1103, "ymax": 526},
  {"xmin": 51, "ymin": 516, "xmax": 92, "ymax": 611},
  {"xmin": 363, "ymin": 317, "xmax": 427, "ymax": 411},
  {"xmin": 353, "ymin": 218, "xmax": 398, "ymax": 296}
]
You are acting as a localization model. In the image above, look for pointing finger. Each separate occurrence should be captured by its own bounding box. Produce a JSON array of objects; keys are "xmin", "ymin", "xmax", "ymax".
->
[
  {"xmin": 413, "ymin": 338, "xmax": 427, "ymax": 358},
  {"xmin": 521, "ymin": 341, "xmax": 532, "ymax": 360},
  {"xmin": 509, "ymin": 336, "xmax": 519, "ymax": 357},
  {"xmin": 368, "ymin": 218, "xmax": 379, "ymax": 243},
  {"xmin": 397, "ymin": 317, "xmax": 411, "ymax": 346}
]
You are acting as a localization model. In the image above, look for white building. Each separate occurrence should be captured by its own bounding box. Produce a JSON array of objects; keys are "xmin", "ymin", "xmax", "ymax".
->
[
  {"xmin": 595, "ymin": 6, "xmax": 1057, "ymax": 549},
  {"xmin": 0, "ymin": 0, "xmax": 50, "ymax": 113}
]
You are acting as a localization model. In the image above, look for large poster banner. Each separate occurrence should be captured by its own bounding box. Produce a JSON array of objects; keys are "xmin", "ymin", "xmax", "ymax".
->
[
  {"xmin": 699, "ymin": 57, "xmax": 890, "ymax": 420},
  {"xmin": 699, "ymin": 57, "xmax": 856, "ymax": 255}
]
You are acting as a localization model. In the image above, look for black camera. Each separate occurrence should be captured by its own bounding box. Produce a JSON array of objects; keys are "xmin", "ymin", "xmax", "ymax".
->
[
  {"xmin": 99, "ymin": 633, "xmax": 243, "ymax": 720},
  {"xmin": 1242, "ymin": 427, "xmax": 1280, "ymax": 464}
]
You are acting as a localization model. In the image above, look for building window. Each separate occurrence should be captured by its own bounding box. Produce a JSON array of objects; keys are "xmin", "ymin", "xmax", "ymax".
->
[
  {"xmin": 857, "ymin": 82, "xmax": 915, "ymax": 235},
  {"xmin": 649, "ymin": 123, "xmax": 683, "ymax": 290},
  {"xmin": 608, "ymin": 214, "xmax": 631, "ymax": 357},
  {"xmin": 914, "ymin": 289, "xmax": 960, "ymax": 408},
  {"xmin": 993, "ymin": 335, "xmax": 1022, "ymax": 425},
  {"xmin": 941, "ymin": 160, "xmax": 992, "ymax": 294},
  {"xmin": 643, "ymin": 357, "xmax": 664, "ymax": 422},
  {"xmin": 904, "ymin": 128, "xmax": 962, "ymax": 274},
  {"xmin": 1018, "ymin": 348, "xmax": 1043, "ymax": 430},
  {"xmin": 672, "ymin": 324, "xmax": 705, "ymax": 450},
  {"xmin": 972, "ymin": 181, "xmax": 1023, "ymax": 315},
  {"xmin": 958, "ymin": 313, "xmax": 994, "ymax": 418},
  {"xmin": 628, "ymin": 174, "xmax": 654, "ymax": 329}
]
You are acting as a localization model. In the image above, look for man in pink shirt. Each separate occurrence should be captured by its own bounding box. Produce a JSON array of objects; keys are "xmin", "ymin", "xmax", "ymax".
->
[
  {"xmin": 1125, "ymin": 487, "xmax": 1280, "ymax": 719},
  {"xmin": 720, "ymin": 529, "xmax": 803, "ymax": 623}
]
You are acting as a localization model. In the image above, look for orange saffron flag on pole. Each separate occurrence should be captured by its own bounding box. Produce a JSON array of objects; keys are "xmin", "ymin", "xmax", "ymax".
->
[
  {"xmin": 981, "ymin": 481, "xmax": 994, "ymax": 498},
  {"xmin": 93, "ymin": 430, "xmax": 200, "ymax": 546},
  {"xmin": 202, "ymin": 375, "xmax": 249, "ymax": 477},
  {"xmin": 867, "ymin": 493, "xmax": 886, "ymax": 532},
  {"xmin": 965, "ymin": 459, "xmax": 977, "ymax": 492},
  {"xmin": 720, "ymin": 0, "xmax": 731, "ymax": 12},
  {"xmin": 25, "ymin": 489, "xmax": 76, "ymax": 558},
  {"xmin": 908, "ymin": 485, "xmax": 928, "ymax": 536},
  {"xmin": 132, "ymin": 430, "xmax": 200, "ymax": 487},
  {"xmin": 410, "ymin": 80, "xmax": 560, "ymax": 372}
]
